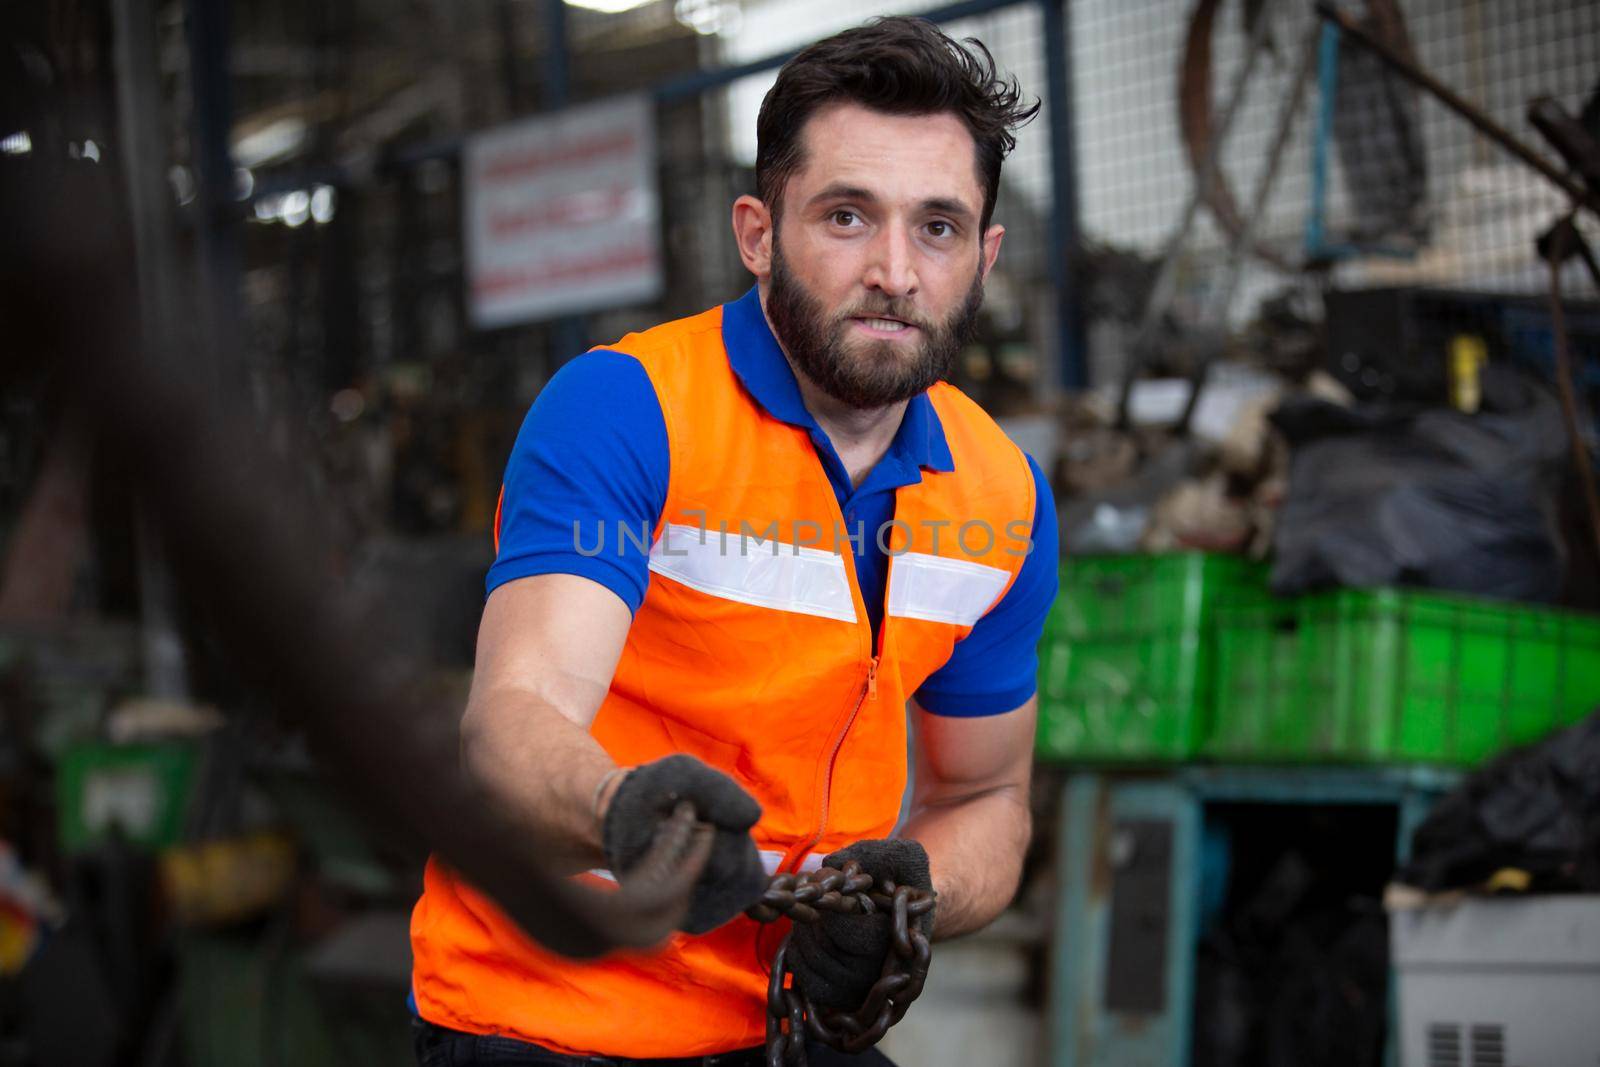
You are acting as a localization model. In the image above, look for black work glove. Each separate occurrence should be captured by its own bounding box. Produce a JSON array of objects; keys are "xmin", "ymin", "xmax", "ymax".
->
[
  {"xmin": 784, "ymin": 838, "xmax": 935, "ymax": 1011},
  {"xmin": 602, "ymin": 754, "xmax": 768, "ymax": 935}
]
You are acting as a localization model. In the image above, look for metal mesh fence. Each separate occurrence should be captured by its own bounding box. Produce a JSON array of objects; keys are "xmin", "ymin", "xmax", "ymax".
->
[
  {"xmin": 232, "ymin": 0, "xmax": 1600, "ymax": 446},
  {"xmin": 1070, "ymin": 0, "xmax": 1600, "ymax": 326},
  {"xmin": 1348, "ymin": 0, "xmax": 1599, "ymax": 293}
]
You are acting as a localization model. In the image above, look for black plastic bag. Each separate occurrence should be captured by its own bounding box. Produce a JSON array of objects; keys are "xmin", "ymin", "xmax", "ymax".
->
[
  {"xmin": 1269, "ymin": 366, "xmax": 1569, "ymax": 600},
  {"xmin": 1398, "ymin": 709, "xmax": 1600, "ymax": 893}
]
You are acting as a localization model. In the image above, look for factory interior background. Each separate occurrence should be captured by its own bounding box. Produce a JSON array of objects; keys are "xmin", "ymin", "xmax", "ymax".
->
[{"xmin": 3, "ymin": 0, "xmax": 1600, "ymax": 1064}]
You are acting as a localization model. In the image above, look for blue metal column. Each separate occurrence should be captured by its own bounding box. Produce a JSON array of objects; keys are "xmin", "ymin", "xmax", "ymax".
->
[
  {"xmin": 543, "ymin": 0, "xmax": 570, "ymax": 109},
  {"xmin": 1042, "ymin": 0, "xmax": 1087, "ymax": 390},
  {"xmin": 498, "ymin": 0, "xmax": 525, "ymax": 113},
  {"xmin": 1049, "ymin": 774, "xmax": 1101, "ymax": 1067},
  {"xmin": 114, "ymin": 0, "xmax": 195, "ymax": 700},
  {"xmin": 184, "ymin": 0, "xmax": 240, "ymax": 396},
  {"xmin": 1305, "ymin": 22, "xmax": 1341, "ymax": 260},
  {"xmin": 542, "ymin": 0, "xmax": 588, "ymax": 365}
]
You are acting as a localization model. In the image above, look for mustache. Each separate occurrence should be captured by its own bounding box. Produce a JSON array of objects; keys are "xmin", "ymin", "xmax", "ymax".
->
[{"xmin": 837, "ymin": 300, "xmax": 931, "ymax": 330}]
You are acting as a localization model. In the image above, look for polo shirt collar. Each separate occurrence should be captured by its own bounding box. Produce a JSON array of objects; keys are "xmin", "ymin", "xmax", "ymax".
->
[{"xmin": 720, "ymin": 286, "xmax": 955, "ymax": 474}]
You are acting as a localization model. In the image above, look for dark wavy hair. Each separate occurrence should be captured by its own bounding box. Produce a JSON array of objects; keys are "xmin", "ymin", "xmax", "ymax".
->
[{"xmin": 755, "ymin": 16, "xmax": 1040, "ymax": 232}]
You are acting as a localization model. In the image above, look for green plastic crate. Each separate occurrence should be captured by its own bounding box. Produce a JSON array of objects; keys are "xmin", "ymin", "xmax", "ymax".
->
[
  {"xmin": 57, "ymin": 742, "xmax": 199, "ymax": 853},
  {"xmin": 1036, "ymin": 553, "xmax": 1270, "ymax": 762},
  {"xmin": 1207, "ymin": 588, "xmax": 1600, "ymax": 765}
]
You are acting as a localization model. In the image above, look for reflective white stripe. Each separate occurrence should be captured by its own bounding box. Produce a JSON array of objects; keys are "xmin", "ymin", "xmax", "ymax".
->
[
  {"xmin": 648, "ymin": 523, "xmax": 857, "ymax": 623},
  {"xmin": 587, "ymin": 850, "xmax": 825, "ymax": 883},
  {"xmin": 762, "ymin": 849, "xmax": 825, "ymax": 874},
  {"xmin": 886, "ymin": 551, "xmax": 1011, "ymax": 627}
]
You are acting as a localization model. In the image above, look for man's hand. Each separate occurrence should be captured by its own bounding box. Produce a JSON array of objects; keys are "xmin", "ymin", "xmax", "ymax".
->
[
  {"xmin": 784, "ymin": 838, "xmax": 936, "ymax": 1010},
  {"xmin": 602, "ymin": 754, "xmax": 768, "ymax": 934}
]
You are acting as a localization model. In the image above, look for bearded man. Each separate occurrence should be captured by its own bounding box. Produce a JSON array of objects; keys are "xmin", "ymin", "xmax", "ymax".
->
[{"xmin": 409, "ymin": 16, "xmax": 1059, "ymax": 1066}]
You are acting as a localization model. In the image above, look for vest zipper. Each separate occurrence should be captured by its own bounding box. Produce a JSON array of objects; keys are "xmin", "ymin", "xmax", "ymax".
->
[
  {"xmin": 800, "ymin": 655, "xmax": 877, "ymax": 865},
  {"xmin": 799, "ymin": 543, "xmax": 893, "ymax": 863},
  {"xmin": 785, "ymin": 449, "xmax": 894, "ymax": 871}
]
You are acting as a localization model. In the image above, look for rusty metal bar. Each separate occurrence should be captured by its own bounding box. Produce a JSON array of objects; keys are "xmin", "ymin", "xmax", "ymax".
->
[
  {"xmin": 1314, "ymin": 1, "xmax": 1597, "ymax": 211},
  {"xmin": 1544, "ymin": 220, "xmax": 1600, "ymax": 560}
]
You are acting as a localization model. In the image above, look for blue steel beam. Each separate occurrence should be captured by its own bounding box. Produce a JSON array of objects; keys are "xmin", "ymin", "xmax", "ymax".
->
[{"xmin": 1041, "ymin": 0, "xmax": 1086, "ymax": 388}]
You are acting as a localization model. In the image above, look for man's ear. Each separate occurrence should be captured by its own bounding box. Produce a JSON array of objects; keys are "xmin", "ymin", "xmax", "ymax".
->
[
  {"xmin": 980, "ymin": 224, "xmax": 1005, "ymax": 281},
  {"xmin": 732, "ymin": 194, "xmax": 774, "ymax": 278}
]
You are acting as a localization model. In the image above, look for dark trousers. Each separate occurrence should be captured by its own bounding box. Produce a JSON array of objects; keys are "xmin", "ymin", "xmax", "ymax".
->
[{"xmin": 411, "ymin": 1017, "xmax": 899, "ymax": 1067}]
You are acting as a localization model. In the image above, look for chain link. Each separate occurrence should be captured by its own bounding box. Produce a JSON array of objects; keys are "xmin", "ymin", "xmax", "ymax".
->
[{"xmin": 744, "ymin": 861, "xmax": 936, "ymax": 1067}]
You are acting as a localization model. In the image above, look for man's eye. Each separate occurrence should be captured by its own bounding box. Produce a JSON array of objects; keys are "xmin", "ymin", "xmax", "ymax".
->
[
  {"xmin": 927, "ymin": 221, "xmax": 952, "ymax": 238},
  {"xmin": 831, "ymin": 210, "xmax": 858, "ymax": 227}
]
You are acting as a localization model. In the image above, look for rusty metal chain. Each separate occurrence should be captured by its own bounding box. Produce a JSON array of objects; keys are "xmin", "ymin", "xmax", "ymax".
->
[{"xmin": 744, "ymin": 860, "xmax": 936, "ymax": 1067}]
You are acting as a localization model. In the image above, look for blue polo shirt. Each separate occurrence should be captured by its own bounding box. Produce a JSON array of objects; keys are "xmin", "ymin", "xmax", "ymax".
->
[{"xmin": 489, "ymin": 286, "xmax": 1059, "ymax": 716}]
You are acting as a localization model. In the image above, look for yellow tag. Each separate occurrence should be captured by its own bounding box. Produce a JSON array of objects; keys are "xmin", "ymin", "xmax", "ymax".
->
[
  {"xmin": 1449, "ymin": 335, "xmax": 1488, "ymax": 413},
  {"xmin": 1485, "ymin": 867, "xmax": 1532, "ymax": 893}
]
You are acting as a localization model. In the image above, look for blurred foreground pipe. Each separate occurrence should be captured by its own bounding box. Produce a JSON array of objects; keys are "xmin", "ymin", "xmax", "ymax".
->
[{"xmin": 4, "ymin": 62, "xmax": 708, "ymax": 958}]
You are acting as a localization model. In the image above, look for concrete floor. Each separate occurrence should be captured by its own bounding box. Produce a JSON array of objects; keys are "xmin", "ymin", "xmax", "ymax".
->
[{"xmin": 879, "ymin": 910, "xmax": 1043, "ymax": 1067}]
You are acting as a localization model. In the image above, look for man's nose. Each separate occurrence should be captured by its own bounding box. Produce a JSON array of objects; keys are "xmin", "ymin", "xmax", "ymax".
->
[{"xmin": 862, "ymin": 225, "xmax": 919, "ymax": 297}]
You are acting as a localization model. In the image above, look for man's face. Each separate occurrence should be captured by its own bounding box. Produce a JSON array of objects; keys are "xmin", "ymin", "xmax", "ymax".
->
[{"xmin": 761, "ymin": 104, "xmax": 999, "ymax": 411}]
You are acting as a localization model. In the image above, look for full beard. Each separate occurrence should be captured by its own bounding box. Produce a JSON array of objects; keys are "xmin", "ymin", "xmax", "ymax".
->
[{"xmin": 765, "ymin": 240, "xmax": 984, "ymax": 411}]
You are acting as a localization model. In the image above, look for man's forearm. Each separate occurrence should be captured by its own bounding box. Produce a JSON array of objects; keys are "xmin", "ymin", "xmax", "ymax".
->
[
  {"xmin": 901, "ymin": 783, "xmax": 1031, "ymax": 939},
  {"xmin": 460, "ymin": 689, "xmax": 625, "ymax": 874}
]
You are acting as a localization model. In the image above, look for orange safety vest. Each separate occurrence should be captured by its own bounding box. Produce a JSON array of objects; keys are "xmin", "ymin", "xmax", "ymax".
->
[{"xmin": 411, "ymin": 302, "xmax": 1036, "ymax": 1057}]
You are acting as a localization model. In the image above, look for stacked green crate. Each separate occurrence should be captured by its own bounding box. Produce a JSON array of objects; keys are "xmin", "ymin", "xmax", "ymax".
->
[
  {"xmin": 1036, "ymin": 553, "xmax": 1270, "ymax": 761},
  {"xmin": 1208, "ymin": 588, "xmax": 1600, "ymax": 765}
]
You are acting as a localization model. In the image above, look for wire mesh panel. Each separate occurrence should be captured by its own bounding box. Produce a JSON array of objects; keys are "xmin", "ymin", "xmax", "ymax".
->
[
  {"xmin": 1069, "ymin": 0, "xmax": 1600, "ymax": 322},
  {"xmin": 1350, "ymin": 0, "xmax": 1599, "ymax": 293},
  {"xmin": 218, "ymin": 0, "xmax": 1600, "ymax": 431},
  {"xmin": 225, "ymin": 0, "xmax": 1071, "ymax": 424}
]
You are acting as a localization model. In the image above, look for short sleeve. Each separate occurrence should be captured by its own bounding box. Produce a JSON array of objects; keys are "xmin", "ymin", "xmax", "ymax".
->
[
  {"xmin": 486, "ymin": 350, "xmax": 669, "ymax": 614},
  {"xmin": 913, "ymin": 454, "xmax": 1059, "ymax": 716}
]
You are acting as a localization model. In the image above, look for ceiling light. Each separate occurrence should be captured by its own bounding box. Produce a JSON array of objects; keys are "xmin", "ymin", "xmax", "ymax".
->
[
  {"xmin": 564, "ymin": 0, "xmax": 657, "ymax": 13},
  {"xmin": 310, "ymin": 185, "xmax": 336, "ymax": 224},
  {"xmin": 675, "ymin": 0, "xmax": 739, "ymax": 35},
  {"xmin": 281, "ymin": 190, "xmax": 310, "ymax": 228},
  {"xmin": 232, "ymin": 117, "xmax": 308, "ymax": 168},
  {"xmin": 170, "ymin": 165, "xmax": 196, "ymax": 205}
]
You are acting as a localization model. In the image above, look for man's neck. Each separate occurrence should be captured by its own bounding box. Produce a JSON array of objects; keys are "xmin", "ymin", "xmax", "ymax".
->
[
  {"xmin": 792, "ymin": 365, "xmax": 907, "ymax": 489},
  {"xmin": 760, "ymin": 293, "xmax": 907, "ymax": 490}
]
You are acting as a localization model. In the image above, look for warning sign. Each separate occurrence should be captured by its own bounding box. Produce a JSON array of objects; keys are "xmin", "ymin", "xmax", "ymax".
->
[{"xmin": 464, "ymin": 96, "xmax": 663, "ymax": 329}]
